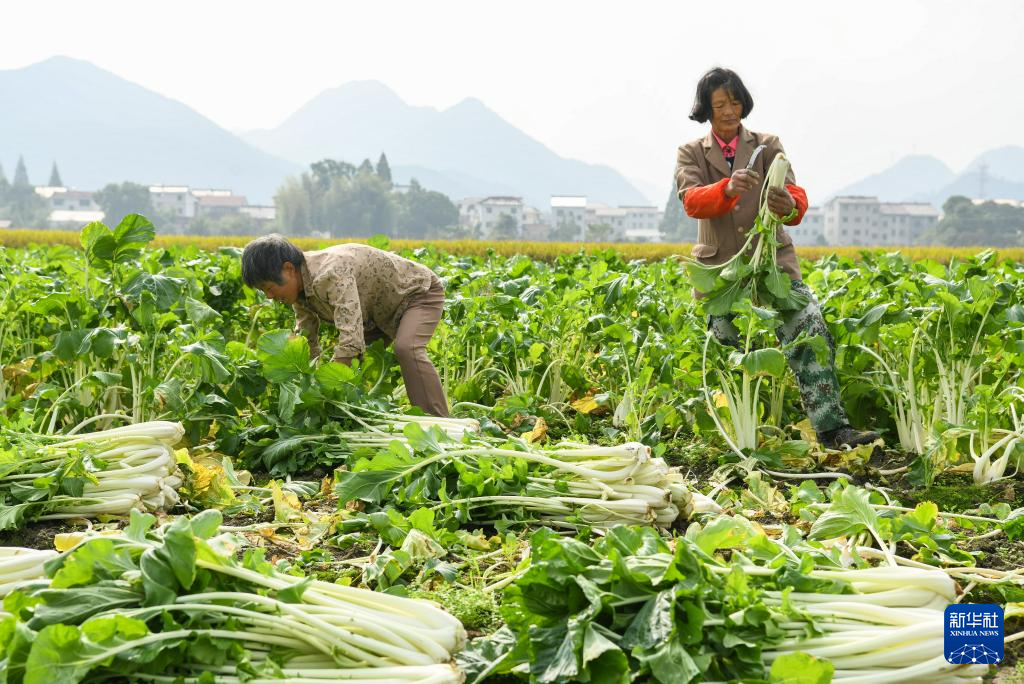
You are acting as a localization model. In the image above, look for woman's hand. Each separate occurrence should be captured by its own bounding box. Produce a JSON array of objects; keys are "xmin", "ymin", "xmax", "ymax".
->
[
  {"xmin": 725, "ymin": 168, "xmax": 760, "ymax": 197},
  {"xmin": 767, "ymin": 186, "xmax": 795, "ymax": 216}
]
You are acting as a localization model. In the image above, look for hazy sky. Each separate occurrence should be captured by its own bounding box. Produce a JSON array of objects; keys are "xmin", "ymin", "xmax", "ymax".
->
[{"xmin": 3, "ymin": 0, "xmax": 1022, "ymax": 205}]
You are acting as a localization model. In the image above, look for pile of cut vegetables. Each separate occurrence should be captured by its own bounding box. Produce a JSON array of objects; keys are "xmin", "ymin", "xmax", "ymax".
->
[
  {"xmin": 0, "ymin": 421, "xmax": 185, "ymax": 529},
  {"xmin": 0, "ymin": 510, "xmax": 466, "ymax": 684}
]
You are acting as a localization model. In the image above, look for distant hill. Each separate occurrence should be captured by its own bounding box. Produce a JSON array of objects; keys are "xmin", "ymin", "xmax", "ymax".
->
[
  {"xmin": 833, "ymin": 147, "xmax": 1024, "ymax": 207},
  {"xmin": 940, "ymin": 146, "xmax": 1024, "ymax": 203},
  {"xmin": 832, "ymin": 155, "xmax": 954, "ymax": 203},
  {"xmin": 0, "ymin": 57, "xmax": 298, "ymax": 203},
  {"xmin": 241, "ymin": 81, "xmax": 649, "ymax": 208}
]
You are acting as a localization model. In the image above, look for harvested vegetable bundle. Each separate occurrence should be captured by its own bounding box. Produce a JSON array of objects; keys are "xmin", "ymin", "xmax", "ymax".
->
[
  {"xmin": 461, "ymin": 526, "xmax": 991, "ymax": 684},
  {"xmin": 0, "ymin": 420, "xmax": 185, "ymax": 530},
  {"xmin": 685, "ymin": 152, "xmax": 809, "ymax": 314},
  {"xmin": 336, "ymin": 425, "xmax": 715, "ymax": 529},
  {"xmin": 0, "ymin": 510, "xmax": 466, "ymax": 684},
  {"xmin": 0, "ymin": 547, "xmax": 57, "ymax": 599}
]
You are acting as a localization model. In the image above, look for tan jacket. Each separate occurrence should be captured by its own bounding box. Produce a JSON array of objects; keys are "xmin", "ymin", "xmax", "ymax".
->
[
  {"xmin": 675, "ymin": 126, "xmax": 802, "ymax": 280},
  {"xmin": 293, "ymin": 244, "xmax": 439, "ymax": 360}
]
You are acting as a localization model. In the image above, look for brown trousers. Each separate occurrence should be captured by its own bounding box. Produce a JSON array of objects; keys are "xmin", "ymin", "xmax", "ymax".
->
[{"xmin": 391, "ymin": 279, "xmax": 449, "ymax": 417}]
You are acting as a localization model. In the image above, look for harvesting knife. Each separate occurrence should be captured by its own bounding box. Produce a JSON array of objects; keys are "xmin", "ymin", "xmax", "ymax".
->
[{"xmin": 746, "ymin": 144, "xmax": 767, "ymax": 171}]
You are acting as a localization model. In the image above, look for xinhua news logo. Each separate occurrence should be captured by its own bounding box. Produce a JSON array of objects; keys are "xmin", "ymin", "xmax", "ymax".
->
[{"xmin": 944, "ymin": 604, "xmax": 1003, "ymax": 665}]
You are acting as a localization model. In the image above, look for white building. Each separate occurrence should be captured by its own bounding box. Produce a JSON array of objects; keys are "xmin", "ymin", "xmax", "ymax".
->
[
  {"xmin": 150, "ymin": 186, "xmax": 194, "ymax": 219},
  {"xmin": 622, "ymin": 206, "xmax": 663, "ymax": 242},
  {"xmin": 458, "ymin": 196, "xmax": 524, "ymax": 236},
  {"xmin": 823, "ymin": 196, "xmax": 939, "ymax": 246},
  {"xmin": 550, "ymin": 196, "xmax": 588, "ymax": 240},
  {"xmin": 191, "ymin": 189, "xmax": 234, "ymax": 198},
  {"xmin": 586, "ymin": 205, "xmax": 627, "ymax": 240},
  {"xmin": 521, "ymin": 206, "xmax": 549, "ymax": 241},
  {"xmin": 49, "ymin": 209, "xmax": 105, "ymax": 225},
  {"xmin": 150, "ymin": 185, "xmax": 197, "ymax": 219},
  {"xmin": 35, "ymin": 187, "xmax": 101, "ymax": 212},
  {"xmin": 196, "ymin": 194, "xmax": 248, "ymax": 218},
  {"xmin": 240, "ymin": 205, "xmax": 277, "ymax": 222},
  {"xmin": 788, "ymin": 206, "xmax": 825, "ymax": 246}
]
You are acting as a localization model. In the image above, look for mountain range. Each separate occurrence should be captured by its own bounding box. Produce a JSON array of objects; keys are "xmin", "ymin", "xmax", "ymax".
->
[
  {"xmin": 3, "ymin": 57, "xmax": 1021, "ymax": 212},
  {"xmin": 0, "ymin": 57, "xmax": 647, "ymax": 207},
  {"xmin": 831, "ymin": 147, "xmax": 1024, "ymax": 206},
  {"xmin": 238, "ymin": 80, "xmax": 648, "ymax": 208},
  {"xmin": 0, "ymin": 57, "xmax": 299, "ymax": 203}
]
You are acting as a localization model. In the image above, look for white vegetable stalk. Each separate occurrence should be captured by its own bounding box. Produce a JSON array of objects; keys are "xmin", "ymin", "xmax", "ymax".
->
[
  {"xmin": 0, "ymin": 547, "xmax": 57, "ymax": 597},
  {"xmin": 0, "ymin": 420, "xmax": 187, "ymax": 526},
  {"xmin": 383, "ymin": 433, "xmax": 696, "ymax": 528},
  {"xmin": 759, "ymin": 566, "xmax": 985, "ymax": 683}
]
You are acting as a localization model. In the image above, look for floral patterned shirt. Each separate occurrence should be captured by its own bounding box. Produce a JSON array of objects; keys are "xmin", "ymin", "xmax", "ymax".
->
[{"xmin": 292, "ymin": 244, "xmax": 437, "ymax": 360}]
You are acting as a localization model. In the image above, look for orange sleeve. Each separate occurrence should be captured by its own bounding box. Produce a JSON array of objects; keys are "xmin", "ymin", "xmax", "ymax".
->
[
  {"xmin": 683, "ymin": 178, "xmax": 740, "ymax": 219},
  {"xmin": 785, "ymin": 184, "xmax": 808, "ymax": 226}
]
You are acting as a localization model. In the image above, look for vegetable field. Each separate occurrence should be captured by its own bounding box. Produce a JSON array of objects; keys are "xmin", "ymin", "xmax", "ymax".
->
[{"xmin": 1, "ymin": 217, "xmax": 1024, "ymax": 683}]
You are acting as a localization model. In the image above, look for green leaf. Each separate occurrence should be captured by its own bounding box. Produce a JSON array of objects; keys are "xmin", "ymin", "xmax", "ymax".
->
[
  {"xmin": 809, "ymin": 486, "xmax": 878, "ymax": 541},
  {"xmin": 277, "ymin": 381, "xmax": 302, "ymax": 422},
  {"xmin": 257, "ymin": 330, "xmax": 311, "ymax": 381},
  {"xmin": 689, "ymin": 516, "xmax": 754, "ymax": 556},
  {"xmin": 1004, "ymin": 509, "xmax": 1024, "ymax": 542},
  {"xmin": 622, "ymin": 590, "xmax": 674, "ymax": 649},
  {"xmin": 685, "ymin": 262, "xmax": 720, "ymax": 295},
  {"xmin": 24, "ymin": 623, "xmax": 95, "ymax": 684},
  {"xmin": 315, "ymin": 361, "xmax": 357, "ymax": 393},
  {"xmin": 181, "ymin": 342, "xmax": 232, "ymax": 384},
  {"xmin": 403, "ymin": 422, "xmax": 445, "ymax": 454},
  {"xmin": 722, "ymin": 259, "xmax": 754, "ymax": 283},
  {"xmin": 50, "ymin": 538, "xmax": 138, "ymax": 589},
  {"xmin": 334, "ymin": 469, "xmax": 405, "ymax": 504},
  {"xmin": 635, "ymin": 636, "xmax": 702, "ymax": 684},
  {"xmin": 275, "ymin": 577, "xmax": 313, "ymax": 604},
  {"xmin": 764, "ymin": 269, "xmax": 791, "ymax": 300},
  {"xmin": 190, "ymin": 509, "xmax": 224, "ymax": 539},
  {"xmin": 184, "ymin": 297, "xmax": 222, "ymax": 326},
  {"xmin": 154, "ymin": 516, "xmax": 198, "ymax": 589},
  {"xmin": 111, "ymin": 214, "xmax": 156, "ymax": 263},
  {"xmin": 0, "ymin": 502, "xmax": 33, "ymax": 531},
  {"xmin": 29, "ymin": 586, "xmax": 142, "ymax": 629},
  {"xmin": 125, "ymin": 509, "xmax": 157, "ymax": 541},
  {"xmin": 367, "ymin": 234, "xmax": 390, "ymax": 249},
  {"xmin": 80, "ymin": 221, "xmax": 109, "ymax": 253},
  {"xmin": 122, "ymin": 272, "xmax": 186, "ymax": 311},
  {"xmin": 769, "ymin": 651, "xmax": 834, "ymax": 683},
  {"xmin": 735, "ymin": 348, "xmax": 788, "ymax": 378}
]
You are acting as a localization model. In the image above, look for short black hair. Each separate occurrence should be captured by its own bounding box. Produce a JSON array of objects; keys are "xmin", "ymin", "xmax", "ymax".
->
[
  {"xmin": 689, "ymin": 68, "xmax": 754, "ymax": 123},
  {"xmin": 241, "ymin": 234, "xmax": 306, "ymax": 287}
]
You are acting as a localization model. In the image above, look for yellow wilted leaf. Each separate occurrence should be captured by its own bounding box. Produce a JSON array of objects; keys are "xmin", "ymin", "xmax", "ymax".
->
[
  {"xmin": 54, "ymin": 529, "xmax": 120, "ymax": 552},
  {"xmin": 712, "ymin": 391, "xmax": 729, "ymax": 409},
  {"xmin": 175, "ymin": 448, "xmax": 193, "ymax": 467},
  {"xmin": 571, "ymin": 395, "xmax": 599, "ymax": 414},
  {"xmin": 522, "ymin": 417, "xmax": 548, "ymax": 444},
  {"xmin": 455, "ymin": 529, "xmax": 491, "ymax": 551},
  {"xmin": 54, "ymin": 532, "xmax": 87, "ymax": 552},
  {"xmin": 819, "ymin": 439, "xmax": 883, "ymax": 474},
  {"xmin": 793, "ymin": 418, "xmax": 819, "ymax": 448},
  {"xmin": 571, "ymin": 394, "xmax": 609, "ymax": 415},
  {"xmin": 271, "ymin": 480, "xmax": 306, "ymax": 523},
  {"xmin": 182, "ymin": 456, "xmax": 236, "ymax": 509},
  {"xmin": 2, "ymin": 359, "xmax": 33, "ymax": 383}
]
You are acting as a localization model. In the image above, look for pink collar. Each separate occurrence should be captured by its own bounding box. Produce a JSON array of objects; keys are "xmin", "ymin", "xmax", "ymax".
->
[{"xmin": 712, "ymin": 129, "xmax": 739, "ymax": 157}]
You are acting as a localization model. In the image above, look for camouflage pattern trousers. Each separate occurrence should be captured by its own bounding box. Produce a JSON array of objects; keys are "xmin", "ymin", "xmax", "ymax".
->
[{"xmin": 707, "ymin": 280, "xmax": 848, "ymax": 435}]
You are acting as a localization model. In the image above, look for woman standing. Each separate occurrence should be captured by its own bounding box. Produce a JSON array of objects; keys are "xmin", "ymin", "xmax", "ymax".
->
[{"xmin": 675, "ymin": 67, "xmax": 878, "ymax": 450}]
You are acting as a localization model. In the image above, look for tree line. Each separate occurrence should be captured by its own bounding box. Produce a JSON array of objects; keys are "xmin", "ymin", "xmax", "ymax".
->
[{"xmin": 275, "ymin": 154, "xmax": 459, "ymax": 239}]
